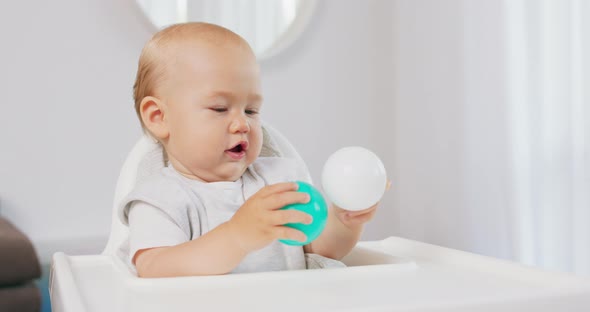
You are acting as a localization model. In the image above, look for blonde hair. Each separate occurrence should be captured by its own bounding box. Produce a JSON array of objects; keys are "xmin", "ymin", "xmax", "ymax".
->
[{"xmin": 132, "ymin": 22, "xmax": 251, "ymax": 132}]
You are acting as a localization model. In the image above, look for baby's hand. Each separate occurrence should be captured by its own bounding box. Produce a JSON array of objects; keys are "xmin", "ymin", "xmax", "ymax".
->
[
  {"xmin": 334, "ymin": 180, "xmax": 391, "ymax": 229},
  {"xmin": 334, "ymin": 204, "xmax": 378, "ymax": 229},
  {"xmin": 227, "ymin": 182, "xmax": 312, "ymax": 253}
]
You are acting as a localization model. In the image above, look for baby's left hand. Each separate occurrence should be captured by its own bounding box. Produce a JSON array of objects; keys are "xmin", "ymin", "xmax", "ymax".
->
[
  {"xmin": 334, "ymin": 180, "xmax": 391, "ymax": 229},
  {"xmin": 334, "ymin": 204, "xmax": 379, "ymax": 229}
]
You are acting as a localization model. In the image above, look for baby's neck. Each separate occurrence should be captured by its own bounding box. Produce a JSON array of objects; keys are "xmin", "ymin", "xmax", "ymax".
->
[{"xmin": 167, "ymin": 158, "xmax": 207, "ymax": 182}]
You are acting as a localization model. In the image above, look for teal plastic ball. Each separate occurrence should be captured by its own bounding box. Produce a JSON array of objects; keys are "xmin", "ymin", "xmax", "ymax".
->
[{"xmin": 279, "ymin": 181, "xmax": 328, "ymax": 246}]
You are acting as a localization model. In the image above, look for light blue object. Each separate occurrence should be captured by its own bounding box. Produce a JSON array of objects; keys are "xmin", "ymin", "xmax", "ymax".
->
[{"xmin": 279, "ymin": 181, "xmax": 328, "ymax": 246}]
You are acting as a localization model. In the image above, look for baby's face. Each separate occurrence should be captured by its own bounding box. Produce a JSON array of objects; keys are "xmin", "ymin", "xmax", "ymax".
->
[{"xmin": 159, "ymin": 41, "xmax": 263, "ymax": 182}]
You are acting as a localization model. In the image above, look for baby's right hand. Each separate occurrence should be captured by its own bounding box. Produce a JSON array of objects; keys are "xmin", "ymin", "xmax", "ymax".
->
[{"xmin": 227, "ymin": 182, "xmax": 312, "ymax": 253}]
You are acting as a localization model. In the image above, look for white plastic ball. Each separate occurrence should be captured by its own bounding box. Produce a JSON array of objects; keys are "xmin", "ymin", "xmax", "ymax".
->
[{"xmin": 321, "ymin": 146, "xmax": 387, "ymax": 211}]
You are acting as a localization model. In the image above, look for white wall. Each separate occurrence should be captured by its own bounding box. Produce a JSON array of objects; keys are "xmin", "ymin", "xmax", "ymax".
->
[
  {"xmin": 0, "ymin": 0, "xmax": 150, "ymax": 260},
  {"xmin": 388, "ymin": 0, "xmax": 514, "ymax": 259},
  {"xmin": 0, "ymin": 0, "xmax": 399, "ymax": 262}
]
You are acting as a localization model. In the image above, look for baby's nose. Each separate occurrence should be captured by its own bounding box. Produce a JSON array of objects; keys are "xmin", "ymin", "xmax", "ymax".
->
[{"xmin": 230, "ymin": 116, "xmax": 250, "ymax": 133}]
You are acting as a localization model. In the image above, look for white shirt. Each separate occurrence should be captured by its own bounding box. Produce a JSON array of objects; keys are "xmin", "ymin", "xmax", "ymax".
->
[{"xmin": 120, "ymin": 157, "xmax": 310, "ymax": 274}]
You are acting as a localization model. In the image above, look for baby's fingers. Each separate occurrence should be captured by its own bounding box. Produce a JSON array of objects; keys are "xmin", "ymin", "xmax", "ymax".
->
[
  {"xmin": 267, "ymin": 191, "xmax": 310, "ymax": 210},
  {"xmin": 342, "ymin": 208, "xmax": 377, "ymax": 226},
  {"xmin": 258, "ymin": 182, "xmax": 299, "ymax": 197},
  {"xmin": 346, "ymin": 205, "xmax": 378, "ymax": 217},
  {"xmin": 272, "ymin": 210, "xmax": 313, "ymax": 226},
  {"xmin": 275, "ymin": 226, "xmax": 307, "ymax": 243}
]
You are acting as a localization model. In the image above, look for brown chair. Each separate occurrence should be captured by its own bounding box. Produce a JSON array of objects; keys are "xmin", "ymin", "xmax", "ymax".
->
[{"xmin": 0, "ymin": 217, "xmax": 41, "ymax": 312}]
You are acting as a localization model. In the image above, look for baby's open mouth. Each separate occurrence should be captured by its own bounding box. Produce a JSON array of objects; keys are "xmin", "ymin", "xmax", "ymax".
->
[
  {"xmin": 225, "ymin": 141, "xmax": 249, "ymax": 160},
  {"xmin": 228, "ymin": 144, "xmax": 244, "ymax": 153}
]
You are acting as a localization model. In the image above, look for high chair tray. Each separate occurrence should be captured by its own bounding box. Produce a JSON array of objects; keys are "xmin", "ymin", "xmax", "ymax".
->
[{"xmin": 50, "ymin": 236, "xmax": 590, "ymax": 312}]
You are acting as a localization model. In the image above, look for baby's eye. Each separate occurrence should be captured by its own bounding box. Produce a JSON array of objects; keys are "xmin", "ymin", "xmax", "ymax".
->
[
  {"xmin": 245, "ymin": 109, "xmax": 259, "ymax": 115},
  {"xmin": 210, "ymin": 107, "xmax": 227, "ymax": 113}
]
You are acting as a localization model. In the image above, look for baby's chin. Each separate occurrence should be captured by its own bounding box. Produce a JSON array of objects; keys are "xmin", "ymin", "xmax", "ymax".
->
[
  {"xmin": 210, "ymin": 165, "xmax": 250, "ymax": 182},
  {"xmin": 194, "ymin": 154, "xmax": 258, "ymax": 182}
]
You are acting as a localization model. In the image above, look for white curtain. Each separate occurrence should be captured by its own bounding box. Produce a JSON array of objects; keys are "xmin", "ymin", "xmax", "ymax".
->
[
  {"xmin": 389, "ymin": 0, "xmax": 589, "ymax": 277},
  {"xmin": 505, "ymin": 0, "xmax": 590, "ymax": 275}
]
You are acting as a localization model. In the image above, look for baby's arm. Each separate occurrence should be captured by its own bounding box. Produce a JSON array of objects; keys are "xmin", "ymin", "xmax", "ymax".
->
[
  {"xmin": 133, "ymin": 182, "xmax": 312, "ymax": 277},
  {"xmin": 303, "ymin": 203, "xmax": 378, "ymax": 260},
  {"xmin": 134, "ymin": 222, "xmax": 248, "ymax": 277}
]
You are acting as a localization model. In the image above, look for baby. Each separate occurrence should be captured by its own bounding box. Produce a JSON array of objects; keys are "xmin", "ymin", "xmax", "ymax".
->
[{"xmin": 120, "ymin": 22, "xmax": 379, "ymax": 277}]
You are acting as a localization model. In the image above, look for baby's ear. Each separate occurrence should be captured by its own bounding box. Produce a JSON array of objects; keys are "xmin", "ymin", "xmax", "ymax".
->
[{"xmin": 139, "ymin": 96, "xmax": 169, "ymax": 140}]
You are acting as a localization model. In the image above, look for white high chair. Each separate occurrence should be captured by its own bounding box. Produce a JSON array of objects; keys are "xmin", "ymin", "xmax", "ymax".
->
[{"xmin": 50, "ymin": 124, "xmax": 590, "ymax": 312}]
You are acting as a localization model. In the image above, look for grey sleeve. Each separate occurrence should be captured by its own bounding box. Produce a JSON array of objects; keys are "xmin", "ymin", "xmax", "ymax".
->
[{"xmin": 128, "ymin": 201, "xmax": 190, "ymax": 264}]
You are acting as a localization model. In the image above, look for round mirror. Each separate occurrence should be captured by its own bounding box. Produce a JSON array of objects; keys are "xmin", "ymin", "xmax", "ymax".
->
[{"xmin": 135, "ymin": 0, "xmax": 317, "ymax": 60}]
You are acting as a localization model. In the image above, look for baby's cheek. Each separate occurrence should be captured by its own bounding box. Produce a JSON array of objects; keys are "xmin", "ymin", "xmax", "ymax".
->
[
  {"xmin": 248, "ymin": 143, "xmax": 262, "ymax": 163},
  {"xmin": 251, "ymin": 128, "xmax": 263, "ymax": 153}
]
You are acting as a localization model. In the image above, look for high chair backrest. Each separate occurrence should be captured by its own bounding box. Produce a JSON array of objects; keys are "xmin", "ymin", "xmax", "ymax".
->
[{"xmin": 102, "ymin": 123, "xmax": 311, "ymax": 255}]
